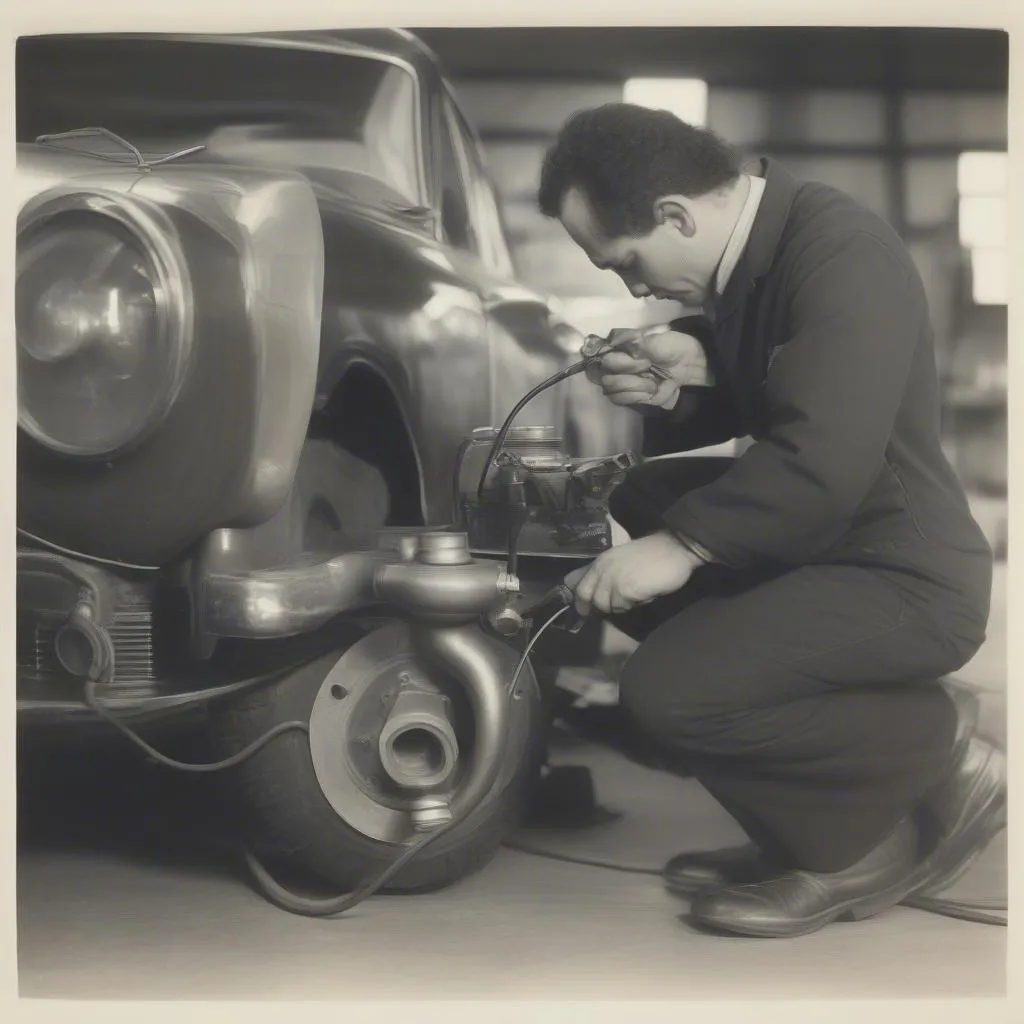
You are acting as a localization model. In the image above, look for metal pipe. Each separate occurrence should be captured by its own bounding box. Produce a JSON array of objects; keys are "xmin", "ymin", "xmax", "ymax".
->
[
  {"xmin": 201, "ymin": 552, "xmax": 383, "ymax": 638},
  {"xmin": 200, "ymin": 532, "xmax": 519, "ymax": 639},
  {"xmin": 408, "ymin": 623, "xmax": 512, "ymax": 827},
  {"xmin": 200, "ymin": 530, "xmax": 519, "ymax": 836}
]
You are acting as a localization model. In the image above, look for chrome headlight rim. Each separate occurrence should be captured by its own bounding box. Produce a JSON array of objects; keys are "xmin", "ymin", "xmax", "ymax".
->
[{"xmin": 16, "ymin": 188, "xmax": 195, "ymax": 460}]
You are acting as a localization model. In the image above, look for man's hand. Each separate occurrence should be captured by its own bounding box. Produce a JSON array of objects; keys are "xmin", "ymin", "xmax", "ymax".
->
[
  {"xmin": 564, "ymin": 531, "xmax": 702, "ymax": 616},
  {"xmin": 585, "ymin": 327, "xmax": 714, "ymax": 411}
]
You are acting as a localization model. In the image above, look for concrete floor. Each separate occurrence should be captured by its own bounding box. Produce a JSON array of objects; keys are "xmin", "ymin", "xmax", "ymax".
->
[{"xmin": 16, "ymin": 566, "xmax": 1008, "ymax": 1002}]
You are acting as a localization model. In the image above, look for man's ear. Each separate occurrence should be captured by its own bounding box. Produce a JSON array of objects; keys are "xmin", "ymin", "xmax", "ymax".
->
[{"xmin": 653, "ymin": 196, "xmax": 696, "ymax": 237}]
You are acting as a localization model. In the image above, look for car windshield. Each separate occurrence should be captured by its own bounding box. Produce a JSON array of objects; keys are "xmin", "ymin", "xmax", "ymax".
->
[{"xmin": 16, "ymin": 35, "xmax": 422, "ymax": 204}]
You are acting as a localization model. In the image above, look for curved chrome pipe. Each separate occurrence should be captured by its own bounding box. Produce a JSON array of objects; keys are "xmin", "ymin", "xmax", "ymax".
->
[
  {"xmin": 374, "ymin": 560, "xmax": 516, "ymax": 624},
  {"xmin": 198, "ymin": 530, "xmax": 520, "ymax": 835},
  {"xmin": 199, "ymin": 534, "xmax": 517, "ymax": 640},
  {"xmin": 200, "ymin": 552, "xmax": 383, "ymax": 639},
  {"xmin": 408, "ymin": 623, "xmax": 512, "ymax": 826}
]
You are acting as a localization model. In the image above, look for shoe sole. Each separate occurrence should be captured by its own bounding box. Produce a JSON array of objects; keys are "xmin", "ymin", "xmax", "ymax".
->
[
  {"xmin": 688, "ymin": 694, "xmax": 1004, "ymax": 938},
  {"xmin": 665, "ymin": 872, "xmax": 771, "ymax": 897},
  {"xmin": 687, "ymin": 857, "xmax": 931, "ymax": 938}
]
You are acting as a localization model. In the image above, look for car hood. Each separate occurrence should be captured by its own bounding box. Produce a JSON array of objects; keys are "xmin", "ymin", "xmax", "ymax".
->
[{"xmin": 18, "ymin": 137, "xmax": 438, "ymax": 244}]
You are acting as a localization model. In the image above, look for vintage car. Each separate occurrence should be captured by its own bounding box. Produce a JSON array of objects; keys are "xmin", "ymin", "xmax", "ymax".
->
[{"xmin": 15, "ymin": 29, "xmax": 619, "ymax": 900}]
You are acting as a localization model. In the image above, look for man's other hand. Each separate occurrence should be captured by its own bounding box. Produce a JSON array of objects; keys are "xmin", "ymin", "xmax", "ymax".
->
[{"xmin": 564, "ymin": 531, "xmax": 702, "ymax": 616}]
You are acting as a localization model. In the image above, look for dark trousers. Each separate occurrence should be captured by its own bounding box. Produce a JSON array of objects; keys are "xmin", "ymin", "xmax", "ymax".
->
[{"xmin": 606, "ymin": 458, "xmax": 992, "ymax": 872}]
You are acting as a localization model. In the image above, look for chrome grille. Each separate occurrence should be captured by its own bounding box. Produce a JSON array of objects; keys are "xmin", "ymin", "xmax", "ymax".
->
[
  {"xmin": 108, "ymin": 608, "xmax": 156, "ymax": 690},
  {"xmin": 16, "ymin": 618, "xmax": 59, "ymax": 685},
  {"xmin": 17, "ymin": 603, "xmax": 158, "ymax": 696}
]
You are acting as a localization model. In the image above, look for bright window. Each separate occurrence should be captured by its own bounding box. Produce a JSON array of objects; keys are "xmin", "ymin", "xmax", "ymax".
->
[
  {"xmin": 623, "ymin": 78, "xmax": 708, "ymax": 127},
  {"xmin": 957, "ymin": 151, "xmax": 1007, "ymax": 305}
]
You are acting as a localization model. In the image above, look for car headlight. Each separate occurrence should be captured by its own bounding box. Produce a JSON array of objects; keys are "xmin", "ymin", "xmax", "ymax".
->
[{"xmin": 16, "ymin": 191, "xmax": 193, "ymax": 458}]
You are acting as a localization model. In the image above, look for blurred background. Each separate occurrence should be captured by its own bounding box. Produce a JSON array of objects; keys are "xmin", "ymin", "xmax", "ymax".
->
[{"xmin": 416, "ymin": 26, "xmax": 1009, "ymax": 559}]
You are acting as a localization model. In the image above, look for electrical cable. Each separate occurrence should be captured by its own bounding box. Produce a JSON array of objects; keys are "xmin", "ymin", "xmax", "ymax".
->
[
  {"xmin": 78, "ymin": 586, "xmax": 1007, "ymax": 928},
  {"xmin": 18, "ymin": 526, "xmax": 161, "ymax": 572},
  {"xmin": 901, "ymin": 894, "xmax": 1007, "ymax": 927},
  {"xmin": 83, "ymin": 673, "xmax": 311, "ymax": 773},
  {"xmin": 475, "ymin": 360, "xmax": 589, "ymax": 501},
  {"xmin": 242, "ymin": 604, "xmax": 572, "ymax": 918},
  {"xmin": 499, "ymin": 843, "xmax": 1006, "ymax": 925},
  {"xmin": 76, "ymin": 551, "xmax": 1003, "ymax": 924},
  {"xmin": 243, "ymin": 826, "xmax": 451, "ymax": 918},
  {"xmin": 509, "ymin": 603, "xmax": 570, "ymax": 695},
  {"xmin": 501, "ymin": 840, "xmax": 662, "ymax": 876},
  {"xmin": 82, "ymin": 620, "xmax": 1005, "ymax": 925},
  {"xmin": 82, "ymin": 601, "xmax": 573, "ymax": 918}
]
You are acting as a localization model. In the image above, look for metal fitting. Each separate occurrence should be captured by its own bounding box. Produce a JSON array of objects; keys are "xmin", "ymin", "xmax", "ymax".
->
[
  {"xmin": 496, "ymin": 571, "xmax": 520, "ymax": 594},
  {"xmin": 54, "ymin": 601, "xmax": 114, "ymax": 681},
  {"xmin": 378, "ymin": 688, "xmax": 459, "ymax": 791},
  {"xmin": 410, "ymin": 796, "xmax": 454, "ymax": 832},
  {"xmin": 488, "ymin": 603, "xmax": 525, "ymax": 637},
  {"xmin": 416, "ymin": 531, "xmax": 472, "ymax": 566}
]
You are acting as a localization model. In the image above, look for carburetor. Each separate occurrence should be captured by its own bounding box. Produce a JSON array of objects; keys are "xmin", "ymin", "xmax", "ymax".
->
[{"xmin": 453, "ymin": 425, "xmax": 637, "ymax": 565}]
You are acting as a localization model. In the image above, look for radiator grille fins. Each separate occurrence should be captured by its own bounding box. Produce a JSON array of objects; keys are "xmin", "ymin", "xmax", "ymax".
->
[{"xmin": 17, "ymin": 606, "xmax": 157, "ymax": 696}]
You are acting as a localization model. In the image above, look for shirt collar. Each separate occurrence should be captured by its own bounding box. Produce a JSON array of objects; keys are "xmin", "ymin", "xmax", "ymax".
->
[{"xmin": 713, "ymin": 173, "xmax": 767, "ymax": 299}]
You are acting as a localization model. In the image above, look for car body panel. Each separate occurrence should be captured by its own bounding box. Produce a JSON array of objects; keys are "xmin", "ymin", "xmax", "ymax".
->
[
  {"xmin": 16, "ymin": 28, "xmax": 576, "ymax": 540},
  {"xmin": 15, "ymin": 28, "xmax": 587, "ymax": 712}
]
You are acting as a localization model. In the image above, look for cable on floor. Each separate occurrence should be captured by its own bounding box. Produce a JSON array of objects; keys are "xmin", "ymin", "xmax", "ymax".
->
[{"xmin": 501, "ymin": 841, "xmax": 1007, "ymax": 926}]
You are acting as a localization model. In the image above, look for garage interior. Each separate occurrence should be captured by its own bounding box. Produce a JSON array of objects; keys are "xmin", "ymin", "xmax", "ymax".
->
[{"xmin": 16, "ymin": 25, "xmax": 1009, "ymax": 1002}]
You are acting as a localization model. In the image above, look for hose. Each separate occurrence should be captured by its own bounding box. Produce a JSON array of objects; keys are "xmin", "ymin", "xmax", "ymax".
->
[
  {"xmin": 475, "ymin": 360, "xmax": 589, "ymax": 501},
  {"xmin": 83, "ymin": 673, "xmax": 311, "ymax": 772},
  {"xmin": 83, "ymin": 604, "xmax": 571, "ymax": 918},
  {"xmin": 82, "ymin": 608, "xmax": 1004, "ymax": 925},
  {"xmin": 900, "ymin": 894, "xmax": 1007, "ymax": 927},
  {"xmin": 497, "ymin": 843, "xmax": 1006, "ymax": 925},
  {"xmin": 239, "ymin": 603, "xmax": 571, "ymax": 918}
]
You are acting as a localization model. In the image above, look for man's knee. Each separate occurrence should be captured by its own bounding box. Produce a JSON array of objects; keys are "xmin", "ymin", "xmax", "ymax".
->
[
  {"xmin": 617, "ymin": 640, "xmax": 710, "ymax": 742},
  {"xmin": 617, "ymin": 651, "xmax": 666, "ymax": 735},
  {"xmin": 617, "ymin": 627, "xmax": 793, "ymax": 752}
]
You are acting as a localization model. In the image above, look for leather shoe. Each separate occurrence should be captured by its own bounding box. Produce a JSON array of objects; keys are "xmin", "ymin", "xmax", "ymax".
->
[
  {"xmin": 898, "ymin": 677, "xmax": 1007, "ymax": 896},
  {"xmin": 687, "ymin": 817, "xmax": 920, "ymax": 938},
  {"xmin": 665, "ymin": 684, "xmax": 989, "ymax": 902},
  {"xmin": 910, "ymin": 733, "xmax": 1007, "ymax": 896},
  {"xmin": 662, "ymin": 843, "xmax": 786, "ymax": 896}
]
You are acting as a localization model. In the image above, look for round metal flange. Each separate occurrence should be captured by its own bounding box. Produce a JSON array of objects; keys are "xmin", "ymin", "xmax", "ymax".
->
[{"xmin": 308, "ymin": 621, "xmax": 534, "ymax": 844}]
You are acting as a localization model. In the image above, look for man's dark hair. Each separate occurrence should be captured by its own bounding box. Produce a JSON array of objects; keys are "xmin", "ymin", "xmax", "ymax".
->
[{"xmin": 538, "ymin": 103, "xmax": 741, "ymax": 238}]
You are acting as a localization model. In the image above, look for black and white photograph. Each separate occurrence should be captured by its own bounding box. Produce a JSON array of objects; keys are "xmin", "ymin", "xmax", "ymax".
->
[{"xmin": 7, "ymin": 3, "xmax": 1015, "ymax": 1014}]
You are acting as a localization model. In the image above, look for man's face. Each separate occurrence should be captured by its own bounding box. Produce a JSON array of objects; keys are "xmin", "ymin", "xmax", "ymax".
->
[{"xmin": 559, "ymin": 187, "xmax": 719, "ymax": 309}]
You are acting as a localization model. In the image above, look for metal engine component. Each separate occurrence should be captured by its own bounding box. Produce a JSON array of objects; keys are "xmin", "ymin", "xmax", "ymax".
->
[
  {"xmin": 487, "ymin": 603, "xmax": 526, "ymax": 637},
  {"xmin": 16, "ymin": 548, "xmax": 161, "ymax": 704},
  {"xmin": 453, "ymin": 425, "xmax": 637, "ymax": 560},
  {"xmin": 377, "ymin": 686, "xmax": 459, "ymax": 791},
  {"xmin": 415, "ymin": 531, "xmax": 473, "ymax": 566},
  {"xmin": 197, "ymin": 529, "xmax": 518, "ymax": 641},
  {"xmin": 409, "ymin": 797, "xmax": 454, "ymax": 832},
  {"xmin": 53, "ymin": 602, "xmax": 114, "ymax": 681},
  {"xmin": 307, "ymin": 621, "xmax": 534, "ymax": 843}
]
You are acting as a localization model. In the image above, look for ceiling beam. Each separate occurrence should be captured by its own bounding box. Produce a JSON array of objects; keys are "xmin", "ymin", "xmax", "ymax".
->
[{"xmin": 412, "ymin": 27, "xmax": 1008, "ymax": 92}]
